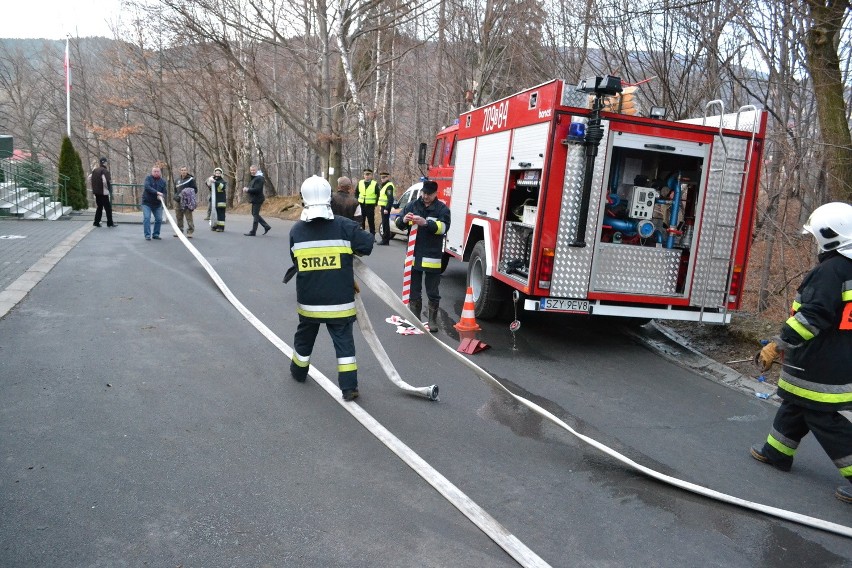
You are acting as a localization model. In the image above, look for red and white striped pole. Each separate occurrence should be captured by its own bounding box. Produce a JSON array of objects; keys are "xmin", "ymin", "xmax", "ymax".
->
[{"xmin": 401, "ymin": 224, "xmax": 418, "ymax": 304}]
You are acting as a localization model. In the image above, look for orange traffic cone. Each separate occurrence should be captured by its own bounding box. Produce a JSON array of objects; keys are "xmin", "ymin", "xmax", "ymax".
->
[{"xmin": 454, "ymin": 287, "xmax": 489, "ymax": 354}]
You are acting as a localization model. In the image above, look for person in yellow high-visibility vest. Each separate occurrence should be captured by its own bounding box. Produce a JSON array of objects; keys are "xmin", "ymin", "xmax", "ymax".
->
[
  {"xmin": 357, "ymin": 168, "xmax": 378, "ymax": 238},
  {"xmin": 377, "ymin": 171, "xmax": 395, "ymax": 245}
]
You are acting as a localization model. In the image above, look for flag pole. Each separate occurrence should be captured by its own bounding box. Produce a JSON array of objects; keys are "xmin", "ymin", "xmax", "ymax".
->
[{"xmin": 65, "ymin": 36, "xmax": 71, "ymax": 137}]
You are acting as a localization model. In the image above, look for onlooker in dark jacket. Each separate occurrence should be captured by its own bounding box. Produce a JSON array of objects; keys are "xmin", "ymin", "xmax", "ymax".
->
[
  {"xmin": 331, "ymin": 176, "xmax": 362, "ymax": 224},
  {"xmin": 178, "ymin": 176, "xmax": 198, "ymax": 239},
  {"xmin": 242, "ymin": 165, "xmax": 270, "ymax": 236},
  {"xmin": 91, "ymin": 157, "xmax": 116, "ymax": 228},
  {"xmin": 173, "ymin": 166, "xmax": 197, "ymax": 238},
  {"xmin": 142, "ymin": 166, "xmax": 166, "ymax": 240}
]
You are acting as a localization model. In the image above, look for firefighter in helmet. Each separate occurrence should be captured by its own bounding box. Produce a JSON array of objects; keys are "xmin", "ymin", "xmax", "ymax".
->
[
  {"xmin": 750, "ymin": 202, "xmax": 852, "ymax": 503},
  {"xmin": 394, "ymin": 180, "xmax": 450, "ymax": 332},
  {"xmin": 289, "ymin": 175, "xmax": 374, "ymax": 401}
]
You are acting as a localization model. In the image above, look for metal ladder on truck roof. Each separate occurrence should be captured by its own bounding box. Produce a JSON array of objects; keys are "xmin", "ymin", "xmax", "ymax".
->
[{"xmin": 697, "ymin": 101, "xmax": 760, "ymax": 323}]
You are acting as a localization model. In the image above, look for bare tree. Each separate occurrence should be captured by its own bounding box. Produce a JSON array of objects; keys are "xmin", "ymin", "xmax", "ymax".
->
[{"xmin": 803, "ymin": 0, "xmax": 852, "ymax": 201}]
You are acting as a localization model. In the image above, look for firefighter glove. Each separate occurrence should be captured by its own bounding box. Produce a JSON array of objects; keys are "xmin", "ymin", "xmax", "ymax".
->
[
  {"xmin": 753, "ymin": 341, "xmax": 779, "ymax": 372},
  {"xmin": 283, "ymin": 265, "xmax": 298, "ymax": 284}
]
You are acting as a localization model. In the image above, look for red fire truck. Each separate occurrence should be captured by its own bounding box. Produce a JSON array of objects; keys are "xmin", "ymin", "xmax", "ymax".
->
[{"xmin": 425, "ymin": 77, "xmax": 766, "ymax": 323}]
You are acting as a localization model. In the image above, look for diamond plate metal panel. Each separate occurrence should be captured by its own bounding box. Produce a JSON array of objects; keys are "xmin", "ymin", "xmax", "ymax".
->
[
  {"xmin": 550, "ymin": 122, "xmax": 610, "ymax": 298},
  {"xmin": 590, "ymin": 244, "xmax": 681, "ymax": 295},
  {"xmin": 561, "ymin": 88, "xmax": 590, "ymax": 109},
  {"xmin": 499, "ymin": 223, "xmax": 533, "ymax": 282},
  {"xmin": 691, "ymin": 136, "xmax": 747, "ymax": 307}
]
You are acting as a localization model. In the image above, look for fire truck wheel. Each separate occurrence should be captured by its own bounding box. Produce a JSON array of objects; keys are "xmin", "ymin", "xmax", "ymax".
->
[{"xmin": 468, "ymin": 241, "xmax": 506, "ymax": 320}]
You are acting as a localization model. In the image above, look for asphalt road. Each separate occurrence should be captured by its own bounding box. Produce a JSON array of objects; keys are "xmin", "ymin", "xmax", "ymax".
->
[{"xmin": 1, "ymin": 213, "xmax": 850, "ymax": 567}]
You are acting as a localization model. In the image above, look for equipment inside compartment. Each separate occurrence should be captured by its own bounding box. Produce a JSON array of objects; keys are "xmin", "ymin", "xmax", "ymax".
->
[
  {"xmin": 600, "ymin": 146, "xmax": 703, "ymax": 252},
  {"xmin": 597, "ymin": 146, "xmax": 704, "ymax": 294}
]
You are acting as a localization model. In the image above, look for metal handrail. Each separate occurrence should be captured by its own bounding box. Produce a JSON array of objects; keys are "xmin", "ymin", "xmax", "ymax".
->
[
  {"xmin": 0, "ymin": 157, "xmax": 69, "ymax": 219},
  {"xmin": 110, "ymin": 183, "xmax": 143, "ymax": 211}
]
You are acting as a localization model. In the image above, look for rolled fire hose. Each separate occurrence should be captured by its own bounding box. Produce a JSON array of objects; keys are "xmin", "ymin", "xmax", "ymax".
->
[
  {"xmin": 354, "ymin": 292, "xmax": 439, "ymax": 400},
  {"xmin": 353, "ymin": 258, "xmax": 852, "ymax": 540},
  {"xmin": 157, "ymin": 198, "xmax": 851, "ymax": 542}
]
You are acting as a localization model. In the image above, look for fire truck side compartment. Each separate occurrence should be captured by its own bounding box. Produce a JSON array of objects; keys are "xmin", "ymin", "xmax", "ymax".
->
[
  {"xmin": 468, "ymin": 131, "xmax": 511, "ymax": 220},
  {"xmin": 588, "ymin": 131, "xmax": 710, "ymax": 296}
]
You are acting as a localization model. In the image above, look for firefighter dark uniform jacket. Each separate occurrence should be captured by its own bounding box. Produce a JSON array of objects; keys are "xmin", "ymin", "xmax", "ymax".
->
[
  {"xmin": 378, "ymin": 181, "xmax": 395, "ymax": 210},
  {"xmin": 395, "ymin": 196, "xmax": 450, "ymax": 273},
  {"xmin": 290, "ymin": 216, "xmax": 374, "ymax": 322},
  {"xmin": 357, "ymin": 179, "xmax": 378, "ymax": 205},
  {"xmin": 777, "ymin": 251, "xmax": 852, "ymax": 411}
]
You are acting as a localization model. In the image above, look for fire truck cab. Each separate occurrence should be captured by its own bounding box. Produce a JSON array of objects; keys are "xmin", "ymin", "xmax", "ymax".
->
[{"xmin": 428, "ymin": 78, "xmax": 766, "ymax": 323}]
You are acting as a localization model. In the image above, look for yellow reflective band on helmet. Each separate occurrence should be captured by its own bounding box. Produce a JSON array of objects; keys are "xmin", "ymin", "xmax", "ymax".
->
[
  {"xmin": 785, "ymin": 315, "xmax": 815, "ymax": 340},
  {"xmin": 767, "ymin": 434, "xmax": 796, "ymax": 457},
  {"xmin": 421, "ymin": 257, "xmax": 442, "ymax": 269},
  {"xmin": 434, "ymin": 220, "xmax": 446, "ymax": 235},
  {"xmin": 778, "ymin": 378, "xmax": 852, "ymax": 404}
]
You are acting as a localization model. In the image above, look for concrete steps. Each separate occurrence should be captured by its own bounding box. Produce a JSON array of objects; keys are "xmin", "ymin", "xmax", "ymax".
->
[{"xmin": 0, "ymin": 182, "xmax": 71, "ymax": 220}]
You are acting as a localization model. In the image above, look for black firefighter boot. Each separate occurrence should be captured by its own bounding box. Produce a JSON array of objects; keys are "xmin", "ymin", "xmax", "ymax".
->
[
  {"xmin": 408, "ymin": 299, "xmax": 422, "ymax": 323},
  {"xmin": 427, "ymin": 300, "xmax": 440, "ymax": 333}
]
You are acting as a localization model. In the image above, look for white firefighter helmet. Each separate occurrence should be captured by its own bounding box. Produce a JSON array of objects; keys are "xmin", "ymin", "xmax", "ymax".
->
[
  {"xmin": 801, "ymin": 202, "xmax": 852, "ymax": 259},
  {"xmin": 300, "ymin": 175, "xmax": 334, "ymax": 221}
]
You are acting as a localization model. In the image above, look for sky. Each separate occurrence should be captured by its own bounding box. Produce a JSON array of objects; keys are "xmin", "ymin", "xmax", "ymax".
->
[{"xmin": 0, "ymin": 0, "xmax": 124, "ymax": 40}]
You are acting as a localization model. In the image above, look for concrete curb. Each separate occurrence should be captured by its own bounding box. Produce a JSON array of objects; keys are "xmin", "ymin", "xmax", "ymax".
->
[
  {"xmin": 0, "ymin": 223, "xmax": 95, "ymax": 319},
  {"xmin": 624, "ymin": 321, "xmax": 781, "ymax": 405}
]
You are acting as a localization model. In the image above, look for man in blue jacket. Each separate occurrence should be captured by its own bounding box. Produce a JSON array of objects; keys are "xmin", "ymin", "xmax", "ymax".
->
[{"xmin": 142, "ymin": 166, "xmax": 166, "ymax": 240}]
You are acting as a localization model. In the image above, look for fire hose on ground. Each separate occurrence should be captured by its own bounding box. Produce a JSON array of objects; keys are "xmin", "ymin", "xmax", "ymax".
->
[
  {"xmin": 159, "ymin": 198, "xmax": 852, "ymax": 545},
  {"xmin": 353, "ymin": 258, "xmax": 852, "ymax": 540}
]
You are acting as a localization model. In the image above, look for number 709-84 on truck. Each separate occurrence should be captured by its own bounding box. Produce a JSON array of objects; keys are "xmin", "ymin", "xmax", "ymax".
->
[{"xmin": 422, "ymin": 76, "xmax": 767, "ymax": 325}]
